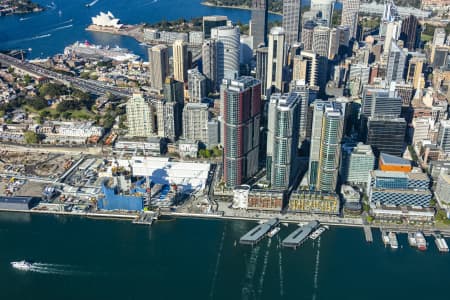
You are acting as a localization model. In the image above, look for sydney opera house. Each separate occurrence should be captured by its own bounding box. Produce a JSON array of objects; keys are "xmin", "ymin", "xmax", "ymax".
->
[{"xmin": 91, "ymin": 11, "xmax": 123, "ymax": 29}]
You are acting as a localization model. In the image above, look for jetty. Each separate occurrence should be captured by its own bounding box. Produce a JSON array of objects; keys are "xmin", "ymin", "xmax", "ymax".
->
[
  {"xmin": 363, "ymin": 225, "xmax": 373, "ymax": 243},
  {"xmin": 282, "ymin": 221, "xmax": 319, "ymax": 249},
  {"xmin": 239, "ymin": 218, "xmax": 279, "ymax": 246}
]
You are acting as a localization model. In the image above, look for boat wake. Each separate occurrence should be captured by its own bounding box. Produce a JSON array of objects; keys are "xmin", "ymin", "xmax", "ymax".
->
[
  {"xmin": 241, "ymin": 245, "xmax": 261, "ymax": 300},
  {"xmin": 209, "ymin": 225, "xmax": 227, "ymax": 299},
  {"xmin": 257, "ymin": 238, "xmax": 271, "ymax": 299},
  {"xmin": 28, "ymin": 263, "xmax": 89, "ymax": 276},
  {"xmin": 47, "ymin": 24, "xmax": 73, "ymax": 33},
  {"xmin": 278, "ymin": 235, "xmax": 284, "ymax": 297},
  {"xmin": 312, "ymin": 237, "xmax": 321, "ymax": 300},
  {"xmin": 30, "ymin": 34, "xmax": 52, "ymax": 40}
]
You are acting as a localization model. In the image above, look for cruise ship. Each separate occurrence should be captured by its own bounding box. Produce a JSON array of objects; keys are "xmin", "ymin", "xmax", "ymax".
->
[{"xmin": 64, "ymin": 41, "xmax": 139, "ymax": 62}]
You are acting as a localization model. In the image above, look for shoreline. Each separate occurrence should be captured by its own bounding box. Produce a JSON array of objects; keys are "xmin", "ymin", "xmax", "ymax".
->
[
  {"xmin": 2, "ymin": 207, "xmax": 449, "ymax": 238},
  {"xmin": 201, "ymin": 1, "xmax": 283, "ymax": 16}
]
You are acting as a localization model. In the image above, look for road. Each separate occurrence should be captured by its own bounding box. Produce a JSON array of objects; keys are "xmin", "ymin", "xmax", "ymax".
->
[{"xmin": 0, "ymin": 53, "xmax": 131, "ymax": 98}]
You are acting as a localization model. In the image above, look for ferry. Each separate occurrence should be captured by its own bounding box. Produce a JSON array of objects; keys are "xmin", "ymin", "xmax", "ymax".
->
[
  {"xmin": 309, "ymin": 226, "xmax": 327, "ymax": 240},
  {"xmin": 382, "ymin": 231, "xmax": 390, "ymax": 246},
  {"xmin": 434, "ymin": 234, "xmax": 449, "ymax": 253},
  {"xmin": 415, "ymin": 232, "xmax": 427, "ymax": 251},
  {"xmin": 11, "ymin": 260, "xmax": 33, "ymax": 271},
  {"xmin": 267, "ymin": 226, "xmax": 281, "ymax": 238},
  {"xmin": 388, "ymin": 232, "xmax": 398, "ymax": 249},
  {"xmin": 408, "ymin": 232, "xmax": 417, "ymax": 247}
]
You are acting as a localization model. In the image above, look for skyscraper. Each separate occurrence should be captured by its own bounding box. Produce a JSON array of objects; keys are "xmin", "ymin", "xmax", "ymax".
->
[
  {"xmin": 366, "ymin": 116, "xmax": 406, "ymax": 157},
  {"xmin": 173, "ymin": 40, "xmax": 188, "ymax": 82},
  {"xmin": 437, "ymin": 120, "xmax": 450, "ymax": 154},
  {"xmin": 341, "ymin": 0, "xmax": 360, "ymax": 39},
  {"xmin": 400, "ymin": 15, "xmax": 420, "ymax": 51},
  {"xmin": 406, "ymin": 55, "xmax": 425, "ymax": 89},
  {"xmin": 282, "ymin": 0, "xmax": 302, "ymax": 46},
  {"xmin": 126, "ymin": 93, "xmax": 155, "ymax": 137},
  {"xmin": 301, "ymin": 20, "xmax": 316, "ymax": 51},
  {"xmin": 221, "ymin": 77, "xmax": 262, "ymax": 186},
  {"xmin": 290, "ymin": 80, "xmax": 318, "ymax": 145},
  {"xmin": 266, "ymin": 92, "xmax": 301, "ymax": 188},
  {"xmin": 433, "ymin": 27, "xmax": 446, "ymax": 47},
  {"xmin": 386, "ymin": 41, "xmax": 406, "ymax": 84},
  {"xmin": 312, "ymin": 26, "xmax": 330, "ymax": 92},
  {"xmin": 202, "ymin": 15, "xmax": 228, "ymax": 39},
  {"xmin": 211, "ymin": 26, "xmax": 240, "ymax": 84},
  {"xmin": 187, "ymin": 68, "xmax": 207, "ymax": 103},
  {"xmin": 255, "ymin": 47, "xmax": 268, "ymax": 97},
  {"xmin": 293, "ymin": 51, "xmax": 318, "ymax": 87},
  {"xmin": 149, "ymin": 44, "xmax": 169, "ymax": 91},
  {"xmin": 163, "ymin": 76, "xmax": 184, "ymax": 104},
  {"xmin": 182, "ymin": 103, "xmax": 209, "ymax": 143},
  {"xmin": 266, "ymin": 27, "xmax": 287, "ymax": 95},
  {"xmin": 250, "ymin": 0, "xmax": 268, "ymax": 47},
  {"xmin": 155, "ymin": 99, "xmax": 180, "ymax": 141},
  {"xmin": 309, "ymin": 101, "xmax": 344, "ymax": 192},
  {"xmin": 310, "ymin": 0, "xmax": 335, "ymax": 27},
  {"xmin": 202, "ymin": 39, "xmax": 218, "ymax": 91},
  {"xmin": 340, "ymin": 143, "xmax": 375, "ymax": 185}
]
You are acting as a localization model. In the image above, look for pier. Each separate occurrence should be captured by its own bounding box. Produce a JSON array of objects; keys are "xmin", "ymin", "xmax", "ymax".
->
[
  {"xmin": 282, "ymin": 221, "xmax": 319, "ymax": 249},
  {"xmin": 239, "ymin": 218, "xmax": 279, "ymax": 246},
  {"xmin": 363, "ymin": 225, "xmax": 373, "ymax": 243}
]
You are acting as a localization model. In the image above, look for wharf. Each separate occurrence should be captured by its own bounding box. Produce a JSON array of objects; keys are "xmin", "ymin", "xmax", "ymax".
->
[
  {"xmin": 239, "ymin": 218, "xmax": 279, "ymax": 246},
  {"xmin": 282, "ymin": 221, "xmax": 319, "ymax": 249},
  {"xmin": 363, "ymin": 225, "xmax": 373, "ymax": 243},
  {"xmin": 133, "ymin": 211, "xmax": 159, "ymax": 225}
]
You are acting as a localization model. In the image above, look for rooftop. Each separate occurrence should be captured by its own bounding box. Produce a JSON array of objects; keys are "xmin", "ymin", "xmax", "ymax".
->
[{"xmin": 380, "ymin": 152, "xmax": 411, "ymax": 167}]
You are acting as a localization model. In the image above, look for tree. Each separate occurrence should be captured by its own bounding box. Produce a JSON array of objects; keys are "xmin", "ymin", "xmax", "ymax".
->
[
  {"xmin": 23, "ymin": 74, "xmax": 32, "ymax": 85},
  {"xmin": 24, "ymin": 131, "xmax": 40, "ymax": 144}
]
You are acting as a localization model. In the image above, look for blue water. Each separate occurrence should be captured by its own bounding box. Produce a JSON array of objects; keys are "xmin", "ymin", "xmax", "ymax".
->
[
  {"xmin": 0, "ymin": 0, "xmax": 281, "ymax": 60},
  {"xmin": 1, "ymin": 212, "xmax": 449, "ymax": 300}
]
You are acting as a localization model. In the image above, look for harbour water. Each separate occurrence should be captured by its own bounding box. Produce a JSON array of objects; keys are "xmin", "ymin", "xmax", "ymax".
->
[
  {"xmin": 1, "ymin": 212, "xmax": 450, "ymax": 300},
  {"xmin": 0, "ymin": 0, "xmax": 282, "ymax": 60}
]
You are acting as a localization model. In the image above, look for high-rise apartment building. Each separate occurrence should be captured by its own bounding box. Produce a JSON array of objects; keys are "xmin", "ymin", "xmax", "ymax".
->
[
  {"xmin": 433, "ymin": 27, "xmax": 446, "ymax": 46},
  {"xmin": 163, "ymin": 76, "xmax": 184, "ymax": 104},
  {"xmin": 149, "ymin": 44, "xmax": 169, "ymax": 91},
  {"xmin": 250, "ymin": 0, "xmax": 268, "ymax": 47},
  {"xmin": 266, "ymin": 92, "xmax": 301, "ymax": 188},
  {"xmin": 266, "ymin": 27, "xmax": 286, "ymax": 94},
  {"xmin": 282, "ymin": 0, "xmax": 302, "ymax": 46},
  {"xmin": 309, "ymin": 101, "xmax": 344, "ymax": 192},
  {"xmin": 211, "ymin": 26, "xmax": 240, "ymax": 84},
  {"xmin": 341, "ymin": 0, "xmax": 360, "ymax": 39},
  {"xmin": 187, "ymin": 68, "xmax": 207, "ymax": 103},
  {"xmin": 182, "ymin": 103, "xmax": 209, "ymax": 143},
  {"xmin": 126, "ymin": 93, "xmax": 154, "ymax": 137},
  {"xmin": 202, "ymin": 39, "xmax": 218, "ymax": 91},
  {"xmin": 221, "ymin": 77, "xmax": 262, "ymax": 186},
  {"xmin": 173, "ymin": 40, "xmax": 188, "ymax": 82}
]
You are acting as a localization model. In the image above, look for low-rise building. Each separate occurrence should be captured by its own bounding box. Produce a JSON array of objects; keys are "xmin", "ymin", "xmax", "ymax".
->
[{"xmin": 288, "ymin": 191, "xmax": 340, "ymax": 215}]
